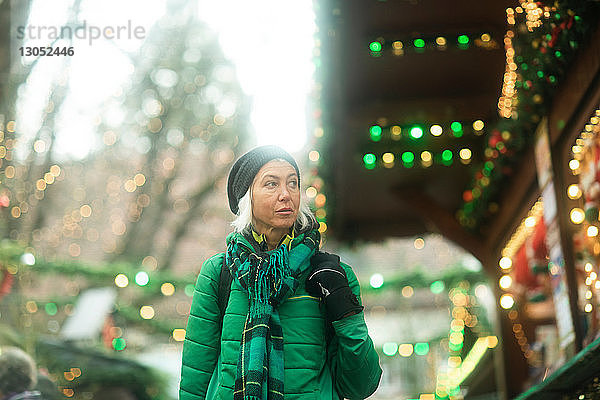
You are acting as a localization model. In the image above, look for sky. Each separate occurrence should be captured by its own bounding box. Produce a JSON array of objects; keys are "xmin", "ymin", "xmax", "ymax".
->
[{"xmin": 15, "ymin": 0, "xmax": 316, "ymax": 160}]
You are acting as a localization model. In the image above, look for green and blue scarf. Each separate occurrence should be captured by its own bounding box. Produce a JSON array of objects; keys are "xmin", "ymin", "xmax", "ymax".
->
[{"xmin": 225, "ymin": 226, "xmax": 320, "ymax": 400}]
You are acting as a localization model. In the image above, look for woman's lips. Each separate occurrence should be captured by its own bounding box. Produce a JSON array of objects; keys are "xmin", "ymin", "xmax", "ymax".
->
[{"xmin": 276, "ymin": 208, "xmax": 293, "ymax": 215}]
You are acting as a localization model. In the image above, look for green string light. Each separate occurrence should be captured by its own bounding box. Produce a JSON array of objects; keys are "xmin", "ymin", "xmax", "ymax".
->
[
  {"xmin": 430, "ymin": 280, "xmax": 445, "ymax": 294},
  {"xmin": 442, "ymin": 150, "xmax": 453, "ymax": 165},
  {"xmin": 382, "ymin": 342, "xmax": 398, "ymax": 356},
  {"xmin": 537, "ymin": 70, "xmax": 544, "ymax": 78},
  {"xmin": 457, "ymin": 35, "xmax": 469, "ymax": 45},
  {"xmin": 414, "ymin": 342, "xmax": 430, "ymax": 355},
  {"xmin": 370, "ymin": 125, "xmax": 382, "ymax": 141},
  {"xmin": 369, "ymin": 41, "xmax": 382, "ymax": 52},
  {"xmin": 112, "ymin": 338, "xmax": 127, "ymax": 351},
  {"xmin": 450, "ymin": 122, "xmax": 463, "ymax": 137},
  {"xmin": 402, "ymin": 152, "xmax": 415, "ymax": 164},
  {"xmin": 450, "ymin": 122, "xmax": 462, "ymax": 132},
  {"xmin": 45, "ymin": 302, "xmax": 58, "ymax": 316},
  {"xmin": 413, "ymin": 39, "xmax": 425, "ymax": 48},
  {"xmin": 363, "ymin": 153, "xmax": 377, "ymax": 169}
]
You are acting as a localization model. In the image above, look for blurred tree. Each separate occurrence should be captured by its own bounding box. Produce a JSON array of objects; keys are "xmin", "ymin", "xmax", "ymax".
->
[
  {"xmin": 104, "ymin": 0, "xmax": 250, "ymax": 269},
  {"xmin": 1, "ymin": 0, "xmax": 83, "ymax": 242},
  {"xmin": 3, "ymin": 0, "xmax": 250, "ymax": 272},
  {"xmin": 0, "ymin": 0, "xmax": 33, "ymax": 235},
  {"xmin": 0, "ymin": 0, "xmax": 251, "ymax": 395}
]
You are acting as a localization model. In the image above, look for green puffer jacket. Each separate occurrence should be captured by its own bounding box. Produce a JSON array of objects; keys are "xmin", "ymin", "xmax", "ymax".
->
[{"xmin": 179, "ymin": 252, "xmax": 382, "ymax": 400}]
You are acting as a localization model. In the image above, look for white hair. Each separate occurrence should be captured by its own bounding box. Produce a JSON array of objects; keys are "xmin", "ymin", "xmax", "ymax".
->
[{"xmin": 230, "ymin": 184, "xmax": 317, "ymax": 233}]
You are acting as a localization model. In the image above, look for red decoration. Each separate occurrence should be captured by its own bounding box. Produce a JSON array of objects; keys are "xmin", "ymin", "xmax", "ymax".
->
[
  {"xmin": 0, "ymin": 270, "xmax": 14, "ymax": 301},
  {"xmin": 463, "ymin": 190, "xmax": 473, "ymax": 202},
  {"xmin": 102, "ymin": 315, "xmax": 117, "ymax": 349},
  {"xmin": 514, "ymin": 246, "xmax": 538, "ymax": 288}
]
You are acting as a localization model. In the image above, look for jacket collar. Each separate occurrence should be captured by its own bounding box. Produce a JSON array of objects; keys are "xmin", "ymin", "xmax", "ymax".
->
[{"xmin": 246, "ymin": 226, "xmax": 295, "ymax": 252}]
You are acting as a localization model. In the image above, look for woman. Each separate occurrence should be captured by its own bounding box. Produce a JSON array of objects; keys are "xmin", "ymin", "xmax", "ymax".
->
[{"xmin": 180, "ymin": 145, "xmax": 381, "ymax": 399}]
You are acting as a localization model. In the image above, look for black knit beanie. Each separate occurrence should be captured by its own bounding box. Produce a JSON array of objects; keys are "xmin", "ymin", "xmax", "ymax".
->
[{"xmin": 227, "ymin": 145, "xmax": 300, "ymax": 214}]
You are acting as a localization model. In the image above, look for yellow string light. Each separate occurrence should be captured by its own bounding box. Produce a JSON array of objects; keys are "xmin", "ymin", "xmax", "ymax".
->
[{"xmin": 501, "ymin": 200, "xmax": 543, "ymax": 258}]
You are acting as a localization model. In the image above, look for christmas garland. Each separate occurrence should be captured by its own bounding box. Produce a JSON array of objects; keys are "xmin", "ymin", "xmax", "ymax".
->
[{"xmin": 458, "ymin": 0, "xmax": 600, "ymax": 231}]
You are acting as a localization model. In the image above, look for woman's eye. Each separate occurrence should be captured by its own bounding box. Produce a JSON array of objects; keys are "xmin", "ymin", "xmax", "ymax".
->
[
  {"xmin": 265, "ymin": 181, "xmax": 277, "ymax": 187},
  {"xmin": 288, "ymin": 180, "xmax": 298, "ymax": 189}
]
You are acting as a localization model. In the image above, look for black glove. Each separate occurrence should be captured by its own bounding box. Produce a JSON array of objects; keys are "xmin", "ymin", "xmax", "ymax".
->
[{"xmin": 305, "ymin": 252, "xmax": 364, "ymax": 321}]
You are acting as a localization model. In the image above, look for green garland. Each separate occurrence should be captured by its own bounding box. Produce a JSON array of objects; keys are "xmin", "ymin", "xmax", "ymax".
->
[
  {"xmin": 459, "ymin": 0, "xmax": 600, "ymax": 230},
  {"xmin": 360, "ymin": 264, "xmax": 487, "ymax": 294}
]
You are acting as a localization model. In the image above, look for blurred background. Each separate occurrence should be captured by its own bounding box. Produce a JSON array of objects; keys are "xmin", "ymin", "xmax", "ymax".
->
[{"xmin": 1, "ymin": 0, "xmax": 600, "ymax": 400}]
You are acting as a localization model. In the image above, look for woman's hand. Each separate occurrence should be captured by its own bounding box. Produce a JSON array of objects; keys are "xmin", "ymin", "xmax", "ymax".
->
[{"xmin": 306, "ymin": 252, "xmax": 364, "ymax": 321}]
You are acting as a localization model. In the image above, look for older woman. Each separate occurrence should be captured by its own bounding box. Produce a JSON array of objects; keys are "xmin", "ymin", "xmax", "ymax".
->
[{"xmin": 180, "ymin": 146, "xmax": 381, "ymax": 400}]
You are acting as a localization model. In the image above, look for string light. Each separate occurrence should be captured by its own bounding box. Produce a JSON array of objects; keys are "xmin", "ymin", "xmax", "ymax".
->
[
  {"xmin": 382, "ymin": 342, "xmax": 398, "ymax": 356},
  {"xmin": 173, "ymin": 329, "xmax": 186, "ymax": 341},
  {"xmin": 499, "ymin": 21, "xmax": 517, "ymax": 118},
  {"xmin": 524, "ymin": 216, "xmax": 536, "ymax": 228},
  {"xmin": 459, "ymin": 148, "xmax": 472, "ymax": 163},
  {"xmin": 398, "ymin": 343, "xmax": 415, "ymax": 357},
  {"xmin": 413, "ymin": 237, "xmax": 425, "ymax": 249},
  {"xmin": 570, "ymin": 208, "xmax": 585, "ymax": 224},
  {"xmin": 520, "ymin": 0, "xmax": 544, "ymax": 31},
  {"xmin": 569, "ymin": 159, "xmax": 580, "ymax": 171},
  {"xmin": 140, "ymin": 305, "xmax": 155, "ymax": 319},
  {"xmin": 430, "ymin": 125, "xmax": 443, "ymax": 136},
  {"xmin": 135, "ymin": 271, "xmax": 149, "ymax": 286},
  {"xmin": 369, "ymin": 41, "xmax": 382, "ymax": 52},
  {"xmin": 114, "ymin": 274, "xmax": 129, "ymax": 288},
  {"xmin": 369, "ymin": 125, "xmax": 382, "ymax": 141},
  {"xmin": 421, "ymin": 151, "xmax": 433, "ymax": 167},
  {"xmin": 370, "ymin": 273, "xmax": 384, "ymax": 289},
  {"xmin": 500, "ymin": 294, "xmax": 515, "ymax": 309},
  {"xmin": 382, "ymin": 152, "xmax": 395, "ymax": 168},
  {"xmin": 472, "ymin": 120, "xmax": 484, "ymax": 131},
  {"xmin": 363, "ymin": 153, "xmax": 376, "ymax": 169},
  {"xmin": 501, "ymin": 200, "xmax": 543, "ymax": 259},
  {"xmin": 410, "ymin": 126, "xmax": 423, "ymax": 139},
  {"xmin": 369, "ymin": 32, "xmax": 495, "ymax": 56},
  {"xmin": 499, "ymin": 275, "xmax": 512, "ymax": 289},
  {"xmin": 306, "ymin": 187, "xmax": 317, "ymax": 198},
  {"xmin": 392, "ymin": 41, "xmax": 404, "ymax": 56},
  {"xmin": 567, "ymin": 184, "xmax": 581, "ymax": 199},
  {"xmin": 161, "ymin": 282, "xmax": 175, "ymax": 296}
]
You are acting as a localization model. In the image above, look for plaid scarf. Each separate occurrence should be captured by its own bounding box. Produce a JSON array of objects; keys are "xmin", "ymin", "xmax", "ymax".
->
[{"xmin": 225, "ymin": 227, "xmax": 320, "ymax": 400}]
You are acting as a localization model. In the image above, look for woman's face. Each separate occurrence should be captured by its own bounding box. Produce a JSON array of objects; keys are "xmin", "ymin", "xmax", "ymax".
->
[{"xmin": 251, "ymin": 160, "xmax": 300, "ymax": 234}]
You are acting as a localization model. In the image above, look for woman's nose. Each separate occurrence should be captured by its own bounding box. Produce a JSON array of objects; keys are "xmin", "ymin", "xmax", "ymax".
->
[{"xmin": 279, "ymin": 186, "xmax": 291, "ymax": 200}]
